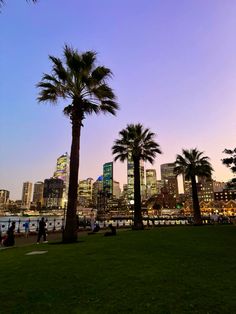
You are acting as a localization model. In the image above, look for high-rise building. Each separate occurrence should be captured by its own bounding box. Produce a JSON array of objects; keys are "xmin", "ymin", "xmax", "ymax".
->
[
  {"xmin": 53, "ymin": 153, "xmax": 70, "ymax": 207},
  {"xmin": 127, "ymin": 153, "xmax": 145, "ymax": 202},
  {"xmin": 78, "ymin": 178, "xmax": 93, "ymax": 201},
  {"xmin": 103, "ymin": 162, "xmax": 113, "ymax": 195},
  {"xmin": 33, "ymin": 181, "xmax": 44, "ymax": 208},
  {"xmin": 161, "ymin": 163, "xmax": 176, "ymax": 181},
  {"xmin": 92, "ymin": 176, "xmax": 103, "ymax": 208},
  {"xmin": 113, "ymin": 181, "xmax": 121, "ymax": 198},
  {"xmin": 160, "ymin": 163, "xmax": 178, "ymax": 197},
  {"xmin": 0, "ymin": 190, "xmax": 10, "ymax": 209},
  {"xmin": 43, "ymin": 178, "xmax": 64, "ymax": 208},
  {"xmin": 146, "ymin": 169, "xmax": 157, "ymax": 198},
  {"xmin": 21, "ymin": 182, "xmax": 33, "ymax": 209}
]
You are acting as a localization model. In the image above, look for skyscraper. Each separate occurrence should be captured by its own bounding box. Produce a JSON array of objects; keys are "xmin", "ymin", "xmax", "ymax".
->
[
  {"xmin": 160, "ymin": 163, "xmax": 178, "ymax": 197},
  {"xmin": 53, "ymin": 152, "xmax": 70, "ymax": 207},
  {"xmin": 0, "ymin": 190, "xmax": 10, "ymax": 209},
  {"xmin": 22, "ymin": 182, "xmax": 33, "ymax": 209},
  {"xmin": 103, "ymin": 162, "xmax": 113, "ymax": 195},
  {"xmin": 127, "ymin": 153, "xmax": 145, "ymax": 202},
  {"xmin": 146, "ymin": 169, "xmax": 157, "ymax": 198},
  {"xmin": 33, "ymin": 181, "xmax": 44, "ymax": 207},
  {"xmin": 43, "ymin": 178, "xmax": 64, "ymax": 208}
]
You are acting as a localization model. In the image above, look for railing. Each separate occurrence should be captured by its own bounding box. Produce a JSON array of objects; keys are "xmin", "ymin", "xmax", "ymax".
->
[{"xmin": 0, "ymin": 216, "xmax": 232, "ymax": 236}]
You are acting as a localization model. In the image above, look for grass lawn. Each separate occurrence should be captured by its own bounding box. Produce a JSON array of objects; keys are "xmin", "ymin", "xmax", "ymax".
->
[{"xmin": 0, "ymin": 225, "xmax": 236, "ymax": 314}]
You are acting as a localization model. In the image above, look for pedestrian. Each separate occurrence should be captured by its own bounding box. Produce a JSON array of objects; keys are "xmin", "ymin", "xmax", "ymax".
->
[
  {"xmin": 3, "ymin": 222, "xmax": 16, "ymax": 246},
  {"xmin": 24, "ymin": 220, "xmax": 30, "ymax": 238},
  {"xmin": 37, "ymin": 217, "xmax": 47, "ymax": 244}
]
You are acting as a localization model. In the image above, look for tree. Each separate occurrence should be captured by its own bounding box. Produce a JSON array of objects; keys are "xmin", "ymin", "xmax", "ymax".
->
[
  {"xmin": 174, "ymin": 148, "xmax": 213, "ymax": 225},
  {"xmin": 112, "ymin": 123, "xmax": 162, "ymax": 229},
  {"xmin": 37, "ymin": 45, "xmax": 118, "ymax": 243},
  {"xmin": 222, "ymin": 148, "xmax": 236, "ymax": 173}
]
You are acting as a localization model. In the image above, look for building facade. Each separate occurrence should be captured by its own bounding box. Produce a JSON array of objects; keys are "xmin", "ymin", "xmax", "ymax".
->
[
  {"xmin": 43, "ymin": 178, "xmax": 64, "ymax": 208},
  {"xmin": 127, "ymin": 153, "xmax": 145, "ymax": 203},
  {"xmin": 103, "ymin": 162, "xmax": 113, "ymax": 195},
  {"xmin": 33, "ymin": 181, "xmax": 44, "ymax": 208},
  {"xmin": 0, "ymin": 190, "xmax": 10, "ymax": 209},
  {"xmin": 21, "ymin": 182, "xmax": 33, "ymax": 209},
  {"xmin": 53, "ymin": 152, "xmax": 70, "ymax": 207},
  {"xmin": 146, "ymin": 169, "xmax": 157, "ymax": 198},
  {"xmin": 160, "ymin": 163, "xmax": 178, "ymax": 197}
]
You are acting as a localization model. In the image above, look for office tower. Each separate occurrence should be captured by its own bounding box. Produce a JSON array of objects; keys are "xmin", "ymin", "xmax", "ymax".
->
[
  {"xmin": 160, "ymin": 163, "xmax": 178, "ymax": 197},
  {"xmin": 103, "ymin": 162, "xmax": 113, "ymax": 195},
  {"xmin": 146, "ymin": 169, "xmax": 157, "ymax": 198},
  {"xmin": 43, "ymin": 178, "xmax": 64, "ymax": 208},
  {"xmin": 33, "ymin": 181, "xmax": 44, "ymax": 207},
  {"xmin": 22, "ymin": 182, "xmax": 33, "ymax": 209},
  {"xmin": 78, "ymin": 178, "xmax": 94, "ymax": 205},
  {"xmin": 127, "ymin": 153, "xmax": 145, "ymax": 202},
  {"xmin": 113, "ymin": 181, "xmax": 121, "ymax": 198},
  {"xmin": 0, "ymin": 190, "xmax": 10, "ymax": 209},
  {"xmin": 92, "ymin": 176, "xmax": 103, "ymax": 208},
  {"xmin": 156, "ymin": 180, "xmax": 165, "ymax": 194},
  {"xmin": 53, "ymin": 152, "xmax": 70, "ymax": 207}
]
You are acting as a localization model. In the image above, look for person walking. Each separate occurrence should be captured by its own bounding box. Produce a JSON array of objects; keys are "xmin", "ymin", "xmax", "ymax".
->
[
  {"xmin": 24, "ymin": 220, "xmax": 30, "ymax": 238},
  {"xmin": 37, "ymin": 217, "xmax": 47, "ymax": 244}
]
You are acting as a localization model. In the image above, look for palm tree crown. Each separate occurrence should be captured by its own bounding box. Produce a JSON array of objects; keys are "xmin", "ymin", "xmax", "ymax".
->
[
  {"xmin": 37, "ymin": 45, "xmax": 118, "ymax": 243},
  {"xmin": 174, "ymin": 148, "xmax": 213, "ymax": 179},
  {"xmin": 112, "ymin": 123, "xmax": 162, "ymax": 163},
  {"xmin": 37, "ymin": 45, "xmax": 118, "ymax": 122}
]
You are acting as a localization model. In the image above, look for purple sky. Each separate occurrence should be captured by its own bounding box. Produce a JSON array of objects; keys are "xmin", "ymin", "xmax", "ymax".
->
[{"xmin": 1, "ymin": 0, "xmax": 236, "ymax": 200}]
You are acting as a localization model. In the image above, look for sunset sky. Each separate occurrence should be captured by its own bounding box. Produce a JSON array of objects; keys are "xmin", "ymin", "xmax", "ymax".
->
[{"xmin": 1, "ymin": 0, "xmax": 236, "ymax": 200}]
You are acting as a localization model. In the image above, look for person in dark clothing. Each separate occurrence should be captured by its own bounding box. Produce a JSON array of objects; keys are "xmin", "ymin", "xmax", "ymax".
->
[
  {"xmin": 104, "ymin": 224, "xmax": 116, "ymax": 237},
  {"xmin": 37, "ymin": 217, "xmax": 47, "ymax": 244},
  {"xmin": 3, "ymin": 222, "xmax": 16, "ymax": 247}
]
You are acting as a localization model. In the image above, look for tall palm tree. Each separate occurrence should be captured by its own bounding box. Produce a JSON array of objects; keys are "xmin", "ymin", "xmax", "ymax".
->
[
  {"xmin": 174, "ymin": 148, "xmax": 213, "ymax": 225},
  {"xmin": 37, "ymin": 45, "xmax": 118, "ymax": 243},
  {"xmin": 112, "ymin": 124, "xmax": 162, "ymax": 230}
]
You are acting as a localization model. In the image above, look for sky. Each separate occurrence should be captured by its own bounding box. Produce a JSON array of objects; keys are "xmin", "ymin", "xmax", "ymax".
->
[{"xmin": 1, "ymin": 0, "xmax": 236, "ymax": 200}]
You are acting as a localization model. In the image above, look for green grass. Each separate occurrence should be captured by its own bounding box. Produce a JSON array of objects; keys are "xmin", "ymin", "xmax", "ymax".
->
[{"xmin": 0, "ymin": 225, "xmax": 236, "ymax": 314}]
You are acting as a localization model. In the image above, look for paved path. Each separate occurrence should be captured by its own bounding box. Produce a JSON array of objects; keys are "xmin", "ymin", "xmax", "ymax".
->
[{"xmin": 8, "ymin": 230, "xmax": 89, "ymax": 248}]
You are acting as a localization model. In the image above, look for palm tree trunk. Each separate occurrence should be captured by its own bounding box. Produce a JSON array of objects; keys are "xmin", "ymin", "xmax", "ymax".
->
[
  {"xmin": 191, "ymin": 175, "xmax": 202, "ymax": 225},
  {"xmin": 133, "ymin": 157, "xmax": 143, "ymax": 230},
  {"xmin": 63, "ymin": 118, "xmax": 82, "ymax": 243}
]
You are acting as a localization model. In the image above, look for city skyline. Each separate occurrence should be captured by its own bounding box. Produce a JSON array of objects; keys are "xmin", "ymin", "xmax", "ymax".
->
[{"xmin": 1, "ymin": 0, "xmax": 235, "ymax": 200}]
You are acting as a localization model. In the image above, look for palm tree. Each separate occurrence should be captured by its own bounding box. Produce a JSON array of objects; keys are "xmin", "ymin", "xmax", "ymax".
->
[
  {"xmin": 174, "ymin": 148, "xmax": 213, "ymax": 225},
  {"xmin": 37, "ymin": 45, "xmax": 118, "ymax": 243},
  {"xmin": 112, "ymin": 124, "xmax": 162, "ymax": 230}
]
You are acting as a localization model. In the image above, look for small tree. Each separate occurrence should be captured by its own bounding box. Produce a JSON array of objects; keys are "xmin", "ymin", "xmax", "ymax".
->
[{"xmin": 112, "ymin": 123, "xmax": 162, "ymax": 229}]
